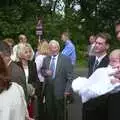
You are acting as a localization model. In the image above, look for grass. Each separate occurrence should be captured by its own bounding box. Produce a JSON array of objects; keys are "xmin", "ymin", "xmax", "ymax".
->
[{"xmin": 76, "ymin": 57, "xmax": 88, "ymax": 68}]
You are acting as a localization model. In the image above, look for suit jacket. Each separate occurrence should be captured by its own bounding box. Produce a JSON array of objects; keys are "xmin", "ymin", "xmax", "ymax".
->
[
  {"xmin": 88, "ymin": 55, "xmax": 109, "ymax": 77},
  {"xmin": 41, "ymin": 54, "xmax": 73, "ymax": 99},
  {"xmin": 16, "ymin": 61, "xmax": 40, "ymax": 96},
  {"xmin": 8, "ymin": 61, "xmax": 28, "ymax": 101},
  {"xmin": 16, "ymin": 60, "xmax": 38, "ymax": 85}
]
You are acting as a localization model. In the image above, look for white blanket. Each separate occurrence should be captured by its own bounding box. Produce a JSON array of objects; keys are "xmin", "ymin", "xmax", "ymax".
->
[{"xmin": 72, "ymin": 66, "xmax": 120, "ymax": 103}]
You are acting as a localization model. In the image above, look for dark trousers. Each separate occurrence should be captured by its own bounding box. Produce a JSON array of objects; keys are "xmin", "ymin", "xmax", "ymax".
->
[
  {"xmin": 107, "ymin": 91, "xmax": 120, "ymax": 120},
  {"xmin": 35, "ymin": 81, "xmax": 46, "ymax": 120},
  {"xmin": 45, "ymin": 85, "xmax": 64, "ymax": 120},
  {"xmin": 82, "ymin": 94, "xmax": 108, "ymax": 120}
]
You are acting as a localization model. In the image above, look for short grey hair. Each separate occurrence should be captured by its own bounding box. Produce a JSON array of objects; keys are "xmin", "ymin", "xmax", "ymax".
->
[
  {"xmin": 109, "ymin": 49, "xmax": 120, "ymax": 57},
  {"xmin": 49, "ymin": 40, "xmax": 60, "ymax": 49}
]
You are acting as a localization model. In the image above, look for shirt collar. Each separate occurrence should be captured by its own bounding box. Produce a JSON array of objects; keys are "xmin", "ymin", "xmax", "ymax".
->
[
  {"xmin": 51, "ymin": 54, "xmax": 59, "ymax": 59},
  {"xmin": 96, "ymin": 53, "xmax": 107, "ymax": 63},
  {"xmin": 65, "ymin": 40, "xmax": 71, "ymax": 45}
]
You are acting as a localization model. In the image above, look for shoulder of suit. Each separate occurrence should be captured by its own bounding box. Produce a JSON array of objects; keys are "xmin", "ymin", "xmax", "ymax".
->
[
  {"xmin": 59, "ymin": 53, "xmax": 66, "ymax": 58},
  {"xmin": 43, "ymin": 55, "xmax": 51, "ymax": 62},
  {"xmin": 10, "ymin": 61, "xmax": 24, "ymax": 72},
  {"xmin": 60, "ymin": 54, "xmax": 71, "ymax": 61},
  {"xmin": 89, "ymin": 55, "xmax": 95, "ymax": 60},
  {"xmin": 103, "ymin": 55, "xmax": 109, "ymax": 60},
  {"xmin": 28, "ymin": 60, "xmax": 36, "ymax": 65},
  {"xmin": 45, "ymin": 55, "xmax": 51, "ymax": 59}
]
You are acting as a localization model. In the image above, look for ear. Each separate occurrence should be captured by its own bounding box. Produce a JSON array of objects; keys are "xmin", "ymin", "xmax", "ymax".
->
[{"xmin": 106, "ymin": 44, "xmax": 109, "ymax": 50}]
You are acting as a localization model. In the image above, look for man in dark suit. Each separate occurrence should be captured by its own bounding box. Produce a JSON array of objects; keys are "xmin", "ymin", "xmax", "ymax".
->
[
  {"xmin": 41, "ymin": 40, "xmax": 73, "ymax": 120},
  {"xmin": 83, "ymin": 33, "xmax": 111, "ymax": 120},
  {"xmin": 0, "ymin": 41, "xmax": 27, "ymax": 101},
  {"xmin": 88, "ymin": 33, "xmax": 110, "ymax": 77}
]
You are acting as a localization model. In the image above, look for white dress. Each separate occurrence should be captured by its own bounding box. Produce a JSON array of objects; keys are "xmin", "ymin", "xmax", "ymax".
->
[{"xmin": 0, "ymin": 82, "xmax": 27, "ymax": 120}]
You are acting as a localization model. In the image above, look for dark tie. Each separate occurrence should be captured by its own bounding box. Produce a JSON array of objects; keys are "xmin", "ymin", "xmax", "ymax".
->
[
  {"xmin": 50, "ymin": 57, "xmax": 56, "ymax": 79},
  {"xmin": 93, "ymin": 59, "xmax": 99, "ymax": 72}
]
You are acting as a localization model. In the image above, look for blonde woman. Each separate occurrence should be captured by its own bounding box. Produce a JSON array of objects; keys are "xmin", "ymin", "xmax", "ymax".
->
[
  {"xmin": 16, "ymin": 43, "xmax": 35, "ymax": 85},
  {"xmin": 35, "ymin": 40, "xmax": 49, "ymax": 119},
  {"xmin": 35, "ymin": 39, "xmax": 47, "ymax": 58},
  {"xmin": 15, "ymin": 43, "xmax": 38, "ymax": 119},
  {"xmin": 35, "ymin": 40, "xmax": 49, "ymax": 83}
]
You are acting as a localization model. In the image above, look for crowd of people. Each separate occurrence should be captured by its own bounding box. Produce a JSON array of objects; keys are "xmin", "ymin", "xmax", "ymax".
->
[
  {"xmin": 0, "ymin": 32, "xmax": 76, "ymax": 120},
  {"xmin": 1, "ymin": 19, "xmax": 120, "ymax": 120},
  {"xmin": 72, "ymin": 20, "xmax": 120, "ymax": 120}
]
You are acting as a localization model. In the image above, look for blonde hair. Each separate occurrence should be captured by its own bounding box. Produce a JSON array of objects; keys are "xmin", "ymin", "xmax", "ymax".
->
[
  {"xmin": 37, "ymin": 41, "xmax": 49, "ymax": 55},
  {"xmin": 16, "ymin": 43, "xmax": 34, "ymax": 61}
]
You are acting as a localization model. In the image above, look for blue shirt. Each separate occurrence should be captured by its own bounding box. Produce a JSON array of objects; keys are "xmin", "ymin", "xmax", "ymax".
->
[{"xmin": 62, "ymin": 40, "xmax": 76, "ymax": 65}]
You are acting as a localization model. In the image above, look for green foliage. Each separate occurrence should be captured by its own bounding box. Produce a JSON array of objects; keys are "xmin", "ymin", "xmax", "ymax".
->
[{"xmin": 0, "ymin": 0, "xmax": 120, "ymax": 66}]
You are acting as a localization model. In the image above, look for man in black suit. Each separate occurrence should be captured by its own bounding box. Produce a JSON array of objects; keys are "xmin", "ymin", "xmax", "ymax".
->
[
  {"xmin": 88, "ymin": 33, "xmax": 110, "ymax": 77},
  {"xmin": 41, "ymin": 40, "xmax": 73, "ymax": 120},
  {"xmin": 83, "ymin": 33, "xmax": 110, "ymax": 120}
]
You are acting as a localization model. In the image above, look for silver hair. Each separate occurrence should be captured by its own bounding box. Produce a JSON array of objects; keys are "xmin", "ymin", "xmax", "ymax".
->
[
  {"xmin": 110, "ymin": 49, "xmax": 120, "ymax": 57},
  {"xmin": 49, "ymin": 40, "xmax": 60, "ymax": 49},
  {"xmin": 16, "ymin": 43, "xmax": 34, "ymax": 61}
]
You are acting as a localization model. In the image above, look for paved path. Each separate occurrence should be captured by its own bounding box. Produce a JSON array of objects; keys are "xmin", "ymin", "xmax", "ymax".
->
[{"xmin": 68, "ymin": 67, "xmax": 88, "ymax": 120}]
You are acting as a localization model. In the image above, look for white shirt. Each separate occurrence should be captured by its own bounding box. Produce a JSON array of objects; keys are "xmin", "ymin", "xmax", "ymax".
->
[
  {"xmin": 72, "ymin": 65, "xmax": 120, "ymax": 103},
  {"xmin": 35, "ymin": 55, "xmax": 46, "ymax": 82},
  {"xmin": 23, "ymin": 66, "xmax": 35, "ymax": 96},
  {"xmin": 23, "ymin": 66, "xmax": 29, "ymax": 84},
  {"xmin": 95, "ymin": 53, "xmax": 107, "ymax": 65},
  {"xmin": 0, "ymin": 82, "xmax": 27, "ymax": 120},
  {"xmin": 49, "ymin": 54, "xmax": 59, "ymax": 78}
]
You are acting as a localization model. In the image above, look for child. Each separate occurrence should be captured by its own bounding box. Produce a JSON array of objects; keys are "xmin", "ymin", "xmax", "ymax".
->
[{"xmin": 72, "ymin": 49, "xmax": 120, "ymax": 103}]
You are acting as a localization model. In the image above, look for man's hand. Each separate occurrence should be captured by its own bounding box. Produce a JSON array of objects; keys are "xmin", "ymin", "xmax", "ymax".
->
[
  {"xmin": 113, "ymin": 70, "xmax": 120, "ymax": 79},
  {"xmin": 64, "ymin": 92, "xmax": 73, "ymax": 104},
  {"xmin": 64, "ymin": 92, "xmax": 71, "ymax": 97},
  {"xmin": 111, "ymin": 78, "xmax": 120, "ymax": 84},
  {"xmin": 45, "ymin": 69, "xmax": 52, "ymax": 76}
]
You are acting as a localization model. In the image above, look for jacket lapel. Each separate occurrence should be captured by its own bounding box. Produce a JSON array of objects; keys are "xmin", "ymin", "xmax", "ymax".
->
[
  {"xmin": 55, "ymin": 54, "xmax": 62, "ymax": 77},
  {"xmin": 47, "ymin": 56, "xmax": 51, "ymax": 69},
  {"xmin": 98, "ymin": 55, "xmax": 107, "ymax": 67}
]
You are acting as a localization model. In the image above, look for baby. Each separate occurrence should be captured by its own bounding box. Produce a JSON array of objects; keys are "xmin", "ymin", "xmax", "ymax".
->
[{"xmin": 72, "ymin": 49, "xmax": 120, "ymax": 103}]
